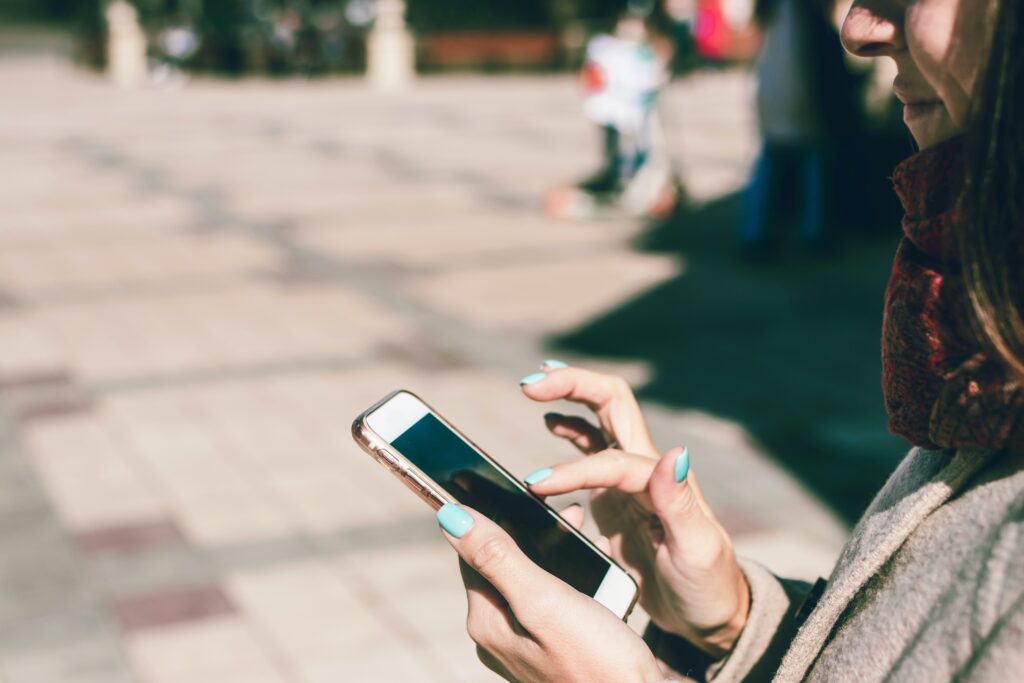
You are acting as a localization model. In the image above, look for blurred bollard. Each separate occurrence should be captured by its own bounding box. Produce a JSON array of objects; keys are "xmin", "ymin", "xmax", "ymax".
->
[
  {"xmin": 367, "ymin": 0, "xmax": 414, "ymax": 91},
  {"xmin": 105, "ymin": 0, "xmax": 147, "ymax": 87}
]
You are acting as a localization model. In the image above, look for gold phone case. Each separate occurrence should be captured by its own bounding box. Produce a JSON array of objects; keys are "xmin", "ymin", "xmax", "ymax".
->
[
  {"xmin": 351, "ymin": 389, "xmax": 639, "ymax": 619},
  {"xmin": 352, "ymin": 389, "xmax": 455, "ymax": 511}
]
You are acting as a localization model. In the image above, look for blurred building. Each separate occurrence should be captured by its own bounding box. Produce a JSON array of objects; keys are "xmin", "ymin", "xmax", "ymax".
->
[{"xmin": 13, "ymin": 0, "xmax": 768, "ymax": 76}]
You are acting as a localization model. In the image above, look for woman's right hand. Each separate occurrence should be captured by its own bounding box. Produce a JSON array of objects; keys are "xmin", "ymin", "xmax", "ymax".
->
[{"xmin": 520, "ymin": 365, "xmax": 750, "ymax": 657}]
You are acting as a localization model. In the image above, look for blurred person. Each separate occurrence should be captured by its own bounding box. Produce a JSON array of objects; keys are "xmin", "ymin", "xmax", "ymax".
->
[
  {"xmin": 545, "ymin": 0, "xmax": 684, "ymax": 221},
  {"xmin": 314, "ymin": 7, "xmax": 347, "ymax": 71},
  {"xmin": 149, "ymin": 12, "xmax": 200, "ymax": 87},
  {"xmin": 431, "ymin": 0, "xmax": 1024, "ymax": 679},
  {"xmin": 266, "ymin": 4, "xmax": 300, "ymax": 73},
  {"xmin": 739, "ymin": 0, "xmax": 861, "ymax": 257}
]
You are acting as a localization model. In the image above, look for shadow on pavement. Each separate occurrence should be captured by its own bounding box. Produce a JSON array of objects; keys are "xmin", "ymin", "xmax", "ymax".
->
[{"xmin": 548, "ymin": 192, "xmax": 910, "ymax": 524}]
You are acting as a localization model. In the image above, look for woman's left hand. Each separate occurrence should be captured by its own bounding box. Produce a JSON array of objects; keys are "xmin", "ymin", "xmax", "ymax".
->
[{"xmin": 436, "ymin": 503, "xmax": 666, "ymax": 683}]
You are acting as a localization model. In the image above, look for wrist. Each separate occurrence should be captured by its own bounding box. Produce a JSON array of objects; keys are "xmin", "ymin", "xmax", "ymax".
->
[{"xmin": 698, "ymin": 573, "xmax": 752, "ymax": 658}]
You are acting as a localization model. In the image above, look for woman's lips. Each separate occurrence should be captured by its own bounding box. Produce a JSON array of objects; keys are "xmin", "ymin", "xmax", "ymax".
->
[{"xmin": 892, "ymin": 78, "xmax": 944, "ymax": 123}]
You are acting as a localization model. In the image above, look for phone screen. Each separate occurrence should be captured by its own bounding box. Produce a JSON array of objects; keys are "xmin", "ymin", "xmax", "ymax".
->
[{"xmin": 390, "ymin": 412, "xmax": 609, "ymax": 596}]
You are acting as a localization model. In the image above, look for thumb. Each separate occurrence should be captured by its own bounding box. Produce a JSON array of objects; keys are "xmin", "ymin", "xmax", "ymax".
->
[
  {"xmin": 436, "ymin": 503, "xmax": 571, "ymax": 623},
  {"xmin": 647, "ymin": 447, "xmax": 720, "ymax": 556}
]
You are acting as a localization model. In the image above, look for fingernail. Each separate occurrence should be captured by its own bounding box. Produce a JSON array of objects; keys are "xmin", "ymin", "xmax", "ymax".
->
[
  {"xmin": 542, "ymin": 359, "xmax": 568, "ymax": 369},
  {"xmin": 674, "ymin": 448, "xmax": 690, "ymax": 483},
  {"xmin": 519, "ymin": 372, "xmax": 547, "ymax": 385},
  {"xmin": 524, "ymin": 467, "xmax": 553, "ymax": 485},
  {"xmin": 436, "ymin": 503, "xmax": 474, "ymax": 538}
]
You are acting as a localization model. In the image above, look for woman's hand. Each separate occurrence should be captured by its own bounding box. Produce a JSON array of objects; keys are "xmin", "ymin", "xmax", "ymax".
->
[
  {"xmin": 437, "ymin": 503, "xmax": 666, "ymax": 683},
  {"xmin": 520, "ymin": 363, "xmax": 660, "ymax": 458},
  {"xmin": 520, "ymin": 364, "xmax": 750, "ymax": 657}
]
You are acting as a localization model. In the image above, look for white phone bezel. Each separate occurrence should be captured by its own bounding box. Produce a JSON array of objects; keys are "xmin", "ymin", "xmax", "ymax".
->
[{"xmin": 353, "ymin": 389, "xmax": 639, "ymax": 620}]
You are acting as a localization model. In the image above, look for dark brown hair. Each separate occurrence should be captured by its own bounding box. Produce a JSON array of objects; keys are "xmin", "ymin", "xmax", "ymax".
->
[{"xmin": 962, "ymin": 0, "xmax": 1024, "ymax": 378}]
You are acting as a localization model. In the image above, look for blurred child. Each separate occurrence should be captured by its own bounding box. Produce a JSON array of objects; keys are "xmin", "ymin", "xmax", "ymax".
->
[{"xmin": 546, "ymin": 0, "xmax": 683, "ymax": 220}]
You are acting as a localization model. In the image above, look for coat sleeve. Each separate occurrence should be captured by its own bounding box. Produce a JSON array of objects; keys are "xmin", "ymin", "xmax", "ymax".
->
[{"xmin": 644, "ymin": 559, "xmax": 813, "ymax": 683}]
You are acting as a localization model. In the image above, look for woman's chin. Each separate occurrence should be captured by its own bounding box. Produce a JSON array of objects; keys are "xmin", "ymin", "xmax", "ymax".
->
[{"xmin": 904, "ymin": 105, "xmax": 961, "ymax": 150}]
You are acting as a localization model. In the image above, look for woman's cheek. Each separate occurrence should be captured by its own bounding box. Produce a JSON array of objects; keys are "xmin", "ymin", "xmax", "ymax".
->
[
  {"xmin": 904, "ymin": 2, "xmax": 954, "ymax": 80},
  {"xmin": 905, "ymin": 2, "xmax": 970, "ymax": 124},
  {"xmin": 951, "ymin": 0, "xmax": 999, "ymax": 98}
]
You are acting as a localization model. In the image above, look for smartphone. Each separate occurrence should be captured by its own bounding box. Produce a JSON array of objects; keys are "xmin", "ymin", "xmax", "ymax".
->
[{"xmin": 352, "ymin": 389, "xmax": 639, "ymax": 619}]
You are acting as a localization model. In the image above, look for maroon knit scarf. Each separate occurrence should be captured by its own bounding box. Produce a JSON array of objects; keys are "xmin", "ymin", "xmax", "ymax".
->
[{"xmin": 883, "ymin": 135, "xmax": 1024, "ymax": 451}]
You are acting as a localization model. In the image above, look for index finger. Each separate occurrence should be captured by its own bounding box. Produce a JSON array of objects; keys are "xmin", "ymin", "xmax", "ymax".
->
[
  {"xmin": 524, "ymin": 449, "xmax": 656, "ymax": 497},
  {"xmin": 520, "ymin": 368, "xmax": 657, "ymax": 456}
]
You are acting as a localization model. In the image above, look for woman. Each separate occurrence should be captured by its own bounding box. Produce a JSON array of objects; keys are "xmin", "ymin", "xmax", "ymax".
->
[{"xmin": 434, "ymin": 0, "xmax": 1023, "ymax": 679}]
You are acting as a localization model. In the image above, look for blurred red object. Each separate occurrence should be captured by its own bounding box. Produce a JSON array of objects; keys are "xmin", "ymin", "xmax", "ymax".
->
[
  {"xmin": 581, "ymin": 60, "xmax": 606, "ymax": 94},
  {"xmin": 694, "ymin": 0, "xmax": 730, "ymax": 59}
]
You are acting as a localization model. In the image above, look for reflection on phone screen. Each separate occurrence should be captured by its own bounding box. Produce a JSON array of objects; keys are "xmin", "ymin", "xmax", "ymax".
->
[{"xmin": 390, "ymin": 413, "xmax": 608, "ymax": 595}]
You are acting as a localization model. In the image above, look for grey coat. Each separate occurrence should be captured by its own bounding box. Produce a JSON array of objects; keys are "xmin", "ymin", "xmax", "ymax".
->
[{"xmin": 649, "ymin": 446, "xmax": 1024, "ymax": 681}]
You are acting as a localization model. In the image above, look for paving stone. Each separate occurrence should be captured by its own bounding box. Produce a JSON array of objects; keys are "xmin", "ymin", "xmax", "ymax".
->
[
  {"xmin": 0, "ymin": 235, "xmax": 277, "ymax": 301},
  {"xmin": 409, "ymin": 252, "xmax": 680, "ymax": 334},
  {"xmin": 0, "ymin": 634, "xmax": 136, "ymax": 683},
  {"xmin": 124, "ymin": 616, "xmax": 286, "ymax": 683},
  {"xmin": 112, "ymin": 584, "xmax": 235, "ymax": 633},
  {"xmin": 74, "ymin": 519, "xmax": 186, "ymax": 557}
]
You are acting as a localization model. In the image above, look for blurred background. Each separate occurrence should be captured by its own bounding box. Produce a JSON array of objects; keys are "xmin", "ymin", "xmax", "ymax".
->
[{"xmin": 0, "ymin": 0, "xmax": 915, "ymax": 681}]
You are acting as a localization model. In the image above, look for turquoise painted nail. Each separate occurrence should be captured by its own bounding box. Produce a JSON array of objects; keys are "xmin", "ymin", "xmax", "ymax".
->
[
  {"xmin": 542, "ymin": 359, "xmax": 568, "ymax": 369},
  {"xmin": 524, "ymin": 467, "xmax": 553, "ymax": 485},
  {"xmin": 519, "ymin": 372, "xmax": 547, "ymax": 385},
  {"xmin": 674, "ymin": 448, "xmax": 690, "ymax": 483},
  {"xmin": 437, "ymin": 503, "xmax": 474, "ymax": 538}
]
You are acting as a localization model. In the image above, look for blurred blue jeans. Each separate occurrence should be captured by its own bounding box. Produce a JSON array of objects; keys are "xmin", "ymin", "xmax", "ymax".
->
[{"xmin": 741, "ymin": 142, "xmax": 830, "ymax": 249}]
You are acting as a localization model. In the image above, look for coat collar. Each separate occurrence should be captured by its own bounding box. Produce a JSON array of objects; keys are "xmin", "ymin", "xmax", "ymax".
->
[{"xmin": 773, "ymin": 446, "xmax": 997, "ymax": 681}]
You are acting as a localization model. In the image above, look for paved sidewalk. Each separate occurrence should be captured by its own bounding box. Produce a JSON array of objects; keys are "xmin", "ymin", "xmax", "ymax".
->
[{"xmin": 0, "ymin": 44, "xmax": 848, "ymax": 683}]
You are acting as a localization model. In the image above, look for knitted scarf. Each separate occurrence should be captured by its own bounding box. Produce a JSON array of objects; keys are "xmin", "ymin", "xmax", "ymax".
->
[{"xmin": 883, "ymin": 135, "xmax": 1024, "ymax": 451}]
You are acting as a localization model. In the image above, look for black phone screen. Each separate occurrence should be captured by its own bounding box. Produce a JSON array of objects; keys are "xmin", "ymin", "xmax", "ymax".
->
[{"xmin": 390, "ymin": 412, "xmax": 609, "ymax": 596}]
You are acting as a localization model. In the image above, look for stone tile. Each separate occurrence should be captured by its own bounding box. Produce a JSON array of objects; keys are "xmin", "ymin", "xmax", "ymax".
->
[
  {"xmin": 0, "ymin": 235, "xmax": 276, "ymax": 300},
  {"xmin": 292, "ymin": 644, "xmax": 434, "ymax": 683},
  {"xmin": 124, "ymin": 617, "xmax": 284, "ymax": 683},
  {"xmin": 74, "ymin": 519, "xmax": 185, "ymax": 557},
  {"xmin": 0, "ymin": 605, "xmax": 122, "ymax": 663},
  {"xmin": 224, "ymin": 559, "xmax": 363, "ymax": 625},
  {"xmin": 0, "ymin": 201, "xmax": 197, "ymax": 249},
  {"xmin": 24, "ymin": 415, "xmax": 168, "ymax": 531},
  {"xmin": 0, "ymin": 506, "xmax": 93, "ymax": 626},
  {"xmin": 295, "ymin": 212, "xmax": 628, "ymax": 272},
  {"xmin": 115, "ymin": 415, "xmax": 249, "ymax": 500},
  {"xmin": 0, "ymin": 634, "xmax": 136, "ymax": 683},
  {"xmin": 1, "ymin": 375, "xmax": 92, "ymax": 426},
  {"xmin": 409, "ymin": 253, "xmax": 679, "ymax": 334},
  {"xmin": 170, "ymin": 486, "xmax": 296, "ymax": 548},
  {"xmin": 20, "ymin": 283, "xmax": 410, "ymax": 382},
  {"xmin": 0, "ymin": 317, "xmax": 67, "ymax": 383},
  {"xmin": 112, "ymin": 585, "xmax": 234, "ymax": 633},
  {"xmin": 333, "ymin": 544, "xmax": 470, "ymax": 643},
  {"xmin": 224, "ymin": 560, "xmax": 391, "ymax": 666}
]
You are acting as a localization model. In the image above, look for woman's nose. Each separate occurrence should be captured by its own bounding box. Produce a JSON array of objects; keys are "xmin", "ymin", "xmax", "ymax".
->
[{"xmin": 841, "ymin": 0, "xmax": 904, "ymax": 57}]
